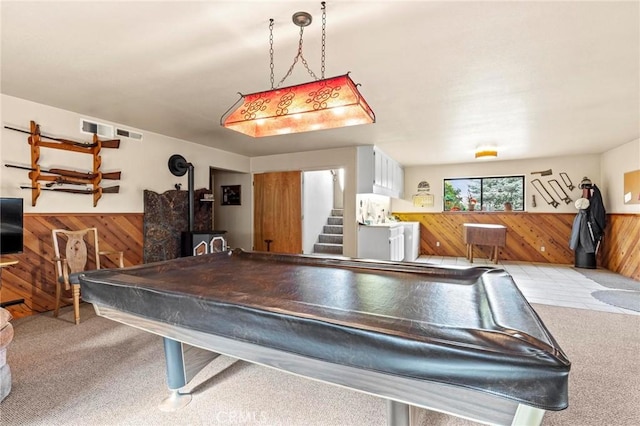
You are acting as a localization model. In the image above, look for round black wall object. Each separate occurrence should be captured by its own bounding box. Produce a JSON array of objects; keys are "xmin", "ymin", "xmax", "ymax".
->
[{"xmin": 168, "ymin": 154, "xmax": 188, "ymax": 177}]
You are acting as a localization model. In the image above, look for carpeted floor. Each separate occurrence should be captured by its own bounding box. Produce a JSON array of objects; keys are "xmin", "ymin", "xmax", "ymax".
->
[
  {"xmin": 1, "ymin": 303, "xmax": 639, "ymax": 425},
  {"xmin": 572, "ymin": 267, "xmax": 640, "ymax": 312}
]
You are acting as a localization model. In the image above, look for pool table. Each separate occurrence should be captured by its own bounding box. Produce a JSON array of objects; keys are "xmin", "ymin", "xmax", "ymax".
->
[{"xmin": 79, "ymin": 249, "xmax": 570, "ymax": 426}]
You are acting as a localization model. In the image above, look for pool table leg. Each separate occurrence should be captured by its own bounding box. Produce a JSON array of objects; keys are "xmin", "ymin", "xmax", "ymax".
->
[
  {"xmin": 159, "ymin": 337, "xmax": 192, "ymax": 411},
  {"xmin": 158, "ymin": 337, "xmax": 221, "ymax": 411},
  {"xmin": 387, "ymin": 400, "xmax": 410, "ymax": 426}
]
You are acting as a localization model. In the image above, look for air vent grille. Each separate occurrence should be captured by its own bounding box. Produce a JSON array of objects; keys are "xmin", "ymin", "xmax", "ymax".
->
[
  {"xmin": 81, "ymin": 119, "xmax": 114, "ymax": 138},
  {"xmin": 116, "ymin": 128, "xmax": 143, "ymax": 140}
]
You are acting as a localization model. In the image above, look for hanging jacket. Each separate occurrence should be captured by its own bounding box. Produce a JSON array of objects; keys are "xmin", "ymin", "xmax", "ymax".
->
[
  {"xmin": 569, "ymin": 209, "xmax": 595, "ymax": 252},
  {"xmin": 588, "ymin": 184, "xmax": 606, "ymax": 242}
]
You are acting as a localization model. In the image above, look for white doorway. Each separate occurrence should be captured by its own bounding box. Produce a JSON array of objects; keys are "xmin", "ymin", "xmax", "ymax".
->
[{"xmin": 302, "ymin": 169, "xmax": 344, "ymax": 255}]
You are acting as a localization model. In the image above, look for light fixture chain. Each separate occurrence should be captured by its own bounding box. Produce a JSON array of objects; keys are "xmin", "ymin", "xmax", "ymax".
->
[
  {"xmin": 273, "ymin": 1, "xmax": 328, "ymax": 89},
  {"xmin": 321, "ymin": 1, "xmax": 326, "ymax": 79},
  {"xmin": 275, "ymin": 28, "xmax": 302, "ymax": 88},
  {"xmin": 298, "ymin": 25, "xmax": 319, "ymax": 81},
  {"xmin": 276, "ymin": 26, "xmax": 318, "ymax": 88},
  {"xmin": 269, "ymin": 19, "xmax": 275, "ymax": 90}
]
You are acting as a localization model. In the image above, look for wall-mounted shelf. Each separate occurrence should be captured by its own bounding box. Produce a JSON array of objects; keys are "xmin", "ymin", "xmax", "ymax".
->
[{"xmin": 23, "ymin": 120, "xmax": 121, "ymax": 207}]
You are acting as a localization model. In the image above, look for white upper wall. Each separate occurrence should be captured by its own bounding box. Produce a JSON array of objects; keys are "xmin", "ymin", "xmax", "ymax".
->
[
  {"xmin": 394, "ymin": 140, "xmax": 639, "ymax": 214},
  {"xmin": 600, "ymin": 138, "xmax": 640, "ymax": 213},
  {"xmin": 302, "ymin": 170, "xmax": 334, "ymax": 254},
  {"xmin": 394, "ymin": 154, "xmax": 601, "ymax": 214},
  {"xmin": 0, "ymin": 95, "xmax": 250, "ymax": 213},
  {"xmin": 2, "ymin": 94, "xmax": 635, "ymax": 257}
]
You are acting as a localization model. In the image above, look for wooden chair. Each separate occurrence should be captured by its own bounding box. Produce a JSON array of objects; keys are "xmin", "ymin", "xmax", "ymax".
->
[{"xmin": 51, "ymin": 227, "xmax": 124, "ymax": 324}]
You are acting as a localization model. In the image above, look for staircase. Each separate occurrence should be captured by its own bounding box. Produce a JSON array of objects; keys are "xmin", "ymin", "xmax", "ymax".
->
[{"xmin": 313, "ymin": 209, "xmax": 343, "ymax": 255}]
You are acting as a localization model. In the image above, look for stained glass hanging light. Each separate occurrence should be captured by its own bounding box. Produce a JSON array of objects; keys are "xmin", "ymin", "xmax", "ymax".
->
[{"xmin": 221, "ymin": 2, "xmax": 375, "ymax": 138}]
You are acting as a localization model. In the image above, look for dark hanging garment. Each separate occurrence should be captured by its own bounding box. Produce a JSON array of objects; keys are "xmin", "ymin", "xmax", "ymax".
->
[
  {"xmin": 569, "ymin": 209, "xmax": 595, "ymax": 253},
  {"xmin": 588, "ymin": 185, "xmax": 606, "ymax": 246},
  {"xmin": 570, "ymin": 183, "xmax": 606, "ymax": 268}
]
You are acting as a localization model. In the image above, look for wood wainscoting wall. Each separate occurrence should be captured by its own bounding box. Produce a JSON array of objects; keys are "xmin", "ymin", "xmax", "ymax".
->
[
  {"xmin": 394, "ymin": 212, "xmax": 640, "ymax": 281},
  {"xmin": 2, "ymin": 212, "xmax": 636, "ymax": 320},
  {"xmin": 0, "ymin": 213, "xmax": 143, "ymax": 319},
  {"xmin": 394, "ymin": 212, "xmax": 576, "ymax": 264},
  {"xmin": 601, "ymin": 214, "xmax": 640, "ymax": 281}
]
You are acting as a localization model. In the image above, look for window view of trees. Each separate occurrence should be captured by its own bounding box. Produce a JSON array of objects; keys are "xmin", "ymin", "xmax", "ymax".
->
[{"xmin": 443, "ymin": 176, "xmax": 524, "ymax": 211}]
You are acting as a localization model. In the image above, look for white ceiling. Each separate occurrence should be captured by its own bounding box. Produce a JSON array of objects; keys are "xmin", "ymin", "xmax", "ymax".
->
[{"xmin": 1, "ymin": 1, "xmax": 638, "ymax": 166}]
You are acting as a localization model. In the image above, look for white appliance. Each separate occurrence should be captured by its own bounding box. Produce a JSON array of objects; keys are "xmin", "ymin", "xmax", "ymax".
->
[
  {"xmin": 399, "ymin": 222, "xmax": 420, "ymax": 262},
  {"xmin": 357, "ymin": 224, "xmax": 404, "ymax": 261}
]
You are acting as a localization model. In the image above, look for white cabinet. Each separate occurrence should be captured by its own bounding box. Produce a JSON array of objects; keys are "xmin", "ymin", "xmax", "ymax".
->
[
  {"xmin": 374, "ymin": 149, "xmax": 383, "ymax": 187},
  {"xmin": 391, "ymin": 161, "xmax": 404, "ymax": 197},
  {"xmin": 357, "ymin": 146, "xmax": 404, "ymax": 198},
  {"xmin": 357, "ymin": 224, "xmax": 405, "ymax": 261}
]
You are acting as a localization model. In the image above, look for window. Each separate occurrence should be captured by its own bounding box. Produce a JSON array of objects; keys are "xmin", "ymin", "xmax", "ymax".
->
[{"xmin": 443, "ymin": 176, "xmax": 525, "ymax": 212}]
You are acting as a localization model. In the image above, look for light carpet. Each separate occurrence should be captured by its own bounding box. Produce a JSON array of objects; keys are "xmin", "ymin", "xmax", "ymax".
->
[{"xmin": 0, "ymin": 303, "xmax": 638, "ymax": 425}]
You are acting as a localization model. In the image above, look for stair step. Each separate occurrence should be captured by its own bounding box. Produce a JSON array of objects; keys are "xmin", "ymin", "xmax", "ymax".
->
[
  {"xmin": 327, "ymin": 216, "xmax": 343, "ymax": 226},
  {"xmin": 314, "ymin": 243, "xmax": 343, "ymax": 255},
  {"xmin": 319, "ymin": 233, "xmax": 343, "ymax": 244},
  {"xmin": 323, "ymin": 225, "xmax": 343, "ymax": 235},
  {"xmin": 331, "ymin": 209, "xmax": 343, "ymax": 217}
]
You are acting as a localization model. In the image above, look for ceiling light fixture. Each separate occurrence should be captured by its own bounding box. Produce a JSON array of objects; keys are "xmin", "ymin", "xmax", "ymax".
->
[
  {"xmin": 220, "ymin": 2, "xmax": 375, "ymax": 138},
  {"xmin": 475, "ymin": 149, "xmax": 498, "ymax": 159}
]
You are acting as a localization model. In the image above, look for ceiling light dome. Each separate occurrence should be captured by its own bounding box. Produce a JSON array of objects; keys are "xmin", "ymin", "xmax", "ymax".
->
[{"xmin": 475, "ymin": 148, "xmax": 498, "ymax": 159}]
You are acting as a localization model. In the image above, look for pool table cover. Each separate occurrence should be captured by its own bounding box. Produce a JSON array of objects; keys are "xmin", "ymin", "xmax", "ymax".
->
[{"xmin": 79, "ymin": 249, "xmax": 570, "ymax": 411}]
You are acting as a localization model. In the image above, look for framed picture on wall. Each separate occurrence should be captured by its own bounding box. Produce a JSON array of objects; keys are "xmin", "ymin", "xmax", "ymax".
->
[{"xmin": 221, "ymin": 185, "xmax": 241, "ymax": 205}]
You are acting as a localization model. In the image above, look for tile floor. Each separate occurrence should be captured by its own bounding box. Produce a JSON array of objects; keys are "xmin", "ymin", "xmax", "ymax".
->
[{"xmin": 415, "ymin": 255, "xmax": 639, "ymax": 316}]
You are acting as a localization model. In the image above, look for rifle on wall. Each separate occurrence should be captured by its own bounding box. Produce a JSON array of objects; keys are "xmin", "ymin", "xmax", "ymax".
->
[
  {"xmin": 45, "ymin": 177, "xmax": 90, "ymax": 187},
  {"xmin": 20, "ymin": 185, "xmax": 120, "ymax": 195},
  {"xmin": 5, "ymin": 163, "xmax": 121, "ymax": 180},
  {"xmin": 8, "ymin": 120, "xmax": 120, "ymax": 207},
  {"xmin": 4, "ymin": 125, "xmax": 120, "ymax": 149}
]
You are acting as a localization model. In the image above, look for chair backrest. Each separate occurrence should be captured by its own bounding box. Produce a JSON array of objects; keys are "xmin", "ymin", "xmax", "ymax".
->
[{"xmin": 51, "ymin": 228, "xmax": 101, "ymax": 276}]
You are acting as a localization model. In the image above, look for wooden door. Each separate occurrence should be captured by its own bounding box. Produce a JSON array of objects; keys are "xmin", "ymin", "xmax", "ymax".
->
[{"xmin": 253, "ymin": 171, "xmax": 302, "ymax": 254}]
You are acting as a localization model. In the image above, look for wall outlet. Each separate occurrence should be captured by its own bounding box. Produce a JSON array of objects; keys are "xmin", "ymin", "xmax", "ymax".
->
[
  {"xmin": 540, "ymin": 246, "xmax": 546, "ymax": 252},
  {"xmin": 436, "ymin": 241, "xmax": 441, "ymax": 247}
]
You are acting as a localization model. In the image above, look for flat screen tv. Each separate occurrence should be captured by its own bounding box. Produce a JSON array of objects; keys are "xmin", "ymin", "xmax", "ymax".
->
[{"xmin": 0, "ymin": 197, "xmax": 24, "ymax": 255}]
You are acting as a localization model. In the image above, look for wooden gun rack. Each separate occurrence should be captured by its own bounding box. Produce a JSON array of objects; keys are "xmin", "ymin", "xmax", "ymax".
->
[{"xmin": 27, "ymin": 120, "xmax": 120, "ymax": 207}]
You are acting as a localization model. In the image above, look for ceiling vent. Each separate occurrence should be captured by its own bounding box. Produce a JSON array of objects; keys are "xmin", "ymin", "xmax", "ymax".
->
[
  {"xmin": 116, "ymin": 128, "xmax": 143, "ymax": 141},
  {"xmin": 81, "ymin": 119, "xmax": 114, "ymax": 138}
]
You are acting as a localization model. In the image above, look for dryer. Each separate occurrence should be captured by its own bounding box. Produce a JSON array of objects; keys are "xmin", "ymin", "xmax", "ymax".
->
[{"xmin": 399, "ymin": 222, "xmax": 420, "ymax": 261}]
